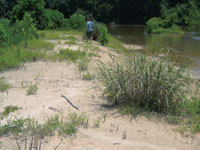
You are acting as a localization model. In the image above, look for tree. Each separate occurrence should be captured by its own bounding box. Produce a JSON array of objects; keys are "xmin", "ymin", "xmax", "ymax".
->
[
  {"xmin": 12, "ymin": 0, "xmax": 46, "ymax": 28},
  {"xmin": 0, "ymin": 0, "xmax": 16, "ymax": 18}
]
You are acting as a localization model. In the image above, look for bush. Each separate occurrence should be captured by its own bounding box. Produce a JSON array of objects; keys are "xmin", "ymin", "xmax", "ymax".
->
[
  {"xmin": 145, "ymin": 17, "xmax": 184, "ymax": 34},
  {"xmin": 74, "ymin": 8, "xmax": 93, "ymax": 20},
  {"xmin": 92, "ymin": 21, "xmax": 102, "ymax": 41},
  {"xmin": 98, "ymin": 53, "xmax": 191, "ymax": 114},
  {"xmin": 39, "ymin": 9, "xmax": 65, "ymax": 29},
  {"xmin": 12, "ymin": 0, "xmax": 45, "ymax": 29},
  {"xmin": 99, "ymin": 25, "xmax": 109, "ymax": 45},
  {"xmin": 69, "ymin": 14, "xmax": 85, "ymax": 30},
  {"xmin": 0, "ymin": 13, "xmax": 37, "ymax": 47},
  {"xmin": 92, "ymin": 21, "xmax": 109, "ymax": 45},
  {"xmin": 185, "ymin": 1, "xmax": 200, "ymax": 31},
  {"xmin": 145, "ymin": 17, "xmax": 164, "ymax": 33},
  {"xmin": 0, "ymin": 24, "xmax": 7, "ymax": 47}
]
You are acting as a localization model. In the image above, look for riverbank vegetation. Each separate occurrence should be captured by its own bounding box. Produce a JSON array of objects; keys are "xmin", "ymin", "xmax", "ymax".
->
[
  {"xmin": 1, "ymin": 0, "xmax": 200, "ymax": 30},
  {"xmin": 146, "ymin": 0, "xmax": 200, "ymax": 34}
]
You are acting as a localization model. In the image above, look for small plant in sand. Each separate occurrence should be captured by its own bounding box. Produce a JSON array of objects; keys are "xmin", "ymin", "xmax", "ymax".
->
[
  {"xmin": 93, "ymin": 117, "xmax": 102, "ymax": 128},
  {"xmin": 0, "ymin": 77, "xmax": 10, "ymax": 92},
  {"xmin": 2, "ymin": 105, "xmax": 21, "ymax": 117},
  {"xmin": 26, "ymin": 84, "xmax": 38, "ymax": 95},
  {"xmin": 64, "ymin": 36, "xmax": 77, "ymax": 45},
  {"xmin": 122, "ymin": 130, "xmax": 127, "ymax": 140},
  {"xmin": 82, "ymin": 72, "xmax": 94, "ymax": 81},
  {"xmin": 103, "ymin": 113, "xmax": 107, "ymax": 122},
  {"xmin": 77, "ymin": 55, "xmax": 90, "ymax": 71}
]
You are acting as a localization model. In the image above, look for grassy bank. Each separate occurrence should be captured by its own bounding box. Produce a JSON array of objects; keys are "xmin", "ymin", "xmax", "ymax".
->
[{"xmin": 0, "ymin": 30, "xmax": 87, "ymax": 71}]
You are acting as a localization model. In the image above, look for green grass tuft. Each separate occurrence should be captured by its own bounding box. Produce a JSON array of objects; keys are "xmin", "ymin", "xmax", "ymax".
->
[
  {"xmin": 0, "ymin": 77, "xmax": 10, "ymax": 92},
  {"xmin": 58, "ymin": 49, "xmax": 86, "ymax": 61},
  {"xmin": 82, "ymin": 72, "xmax": 94, "ymax": 80},
  {"xmin": 2, "ymin": 106, "xmax": 21, "ymax": 117},
  {"xmin": 184, "ymin": 97, "xmax": 200, "ymax": 133},
  {"xmin": 26, "ymin": 84, "xmax": 38, "ymax": 95},
  {"xmin": 24, "ymin": 39, "xmax": 55, "ymax": 50}
]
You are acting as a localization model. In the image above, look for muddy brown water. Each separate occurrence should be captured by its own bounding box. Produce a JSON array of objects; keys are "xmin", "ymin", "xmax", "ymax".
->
[{"xmin": 108, "ymin": 25, "xmax": 200, "ymax": 78}]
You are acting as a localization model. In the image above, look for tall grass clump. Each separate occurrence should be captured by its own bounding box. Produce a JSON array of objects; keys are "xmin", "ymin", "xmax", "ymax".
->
[{"xmin": 98, "ymin": 53, "xmax": 191, "ymax": 114}]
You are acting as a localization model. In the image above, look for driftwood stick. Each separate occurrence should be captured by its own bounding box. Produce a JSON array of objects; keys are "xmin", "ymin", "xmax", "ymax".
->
[
  {"xmin": 61, "ymin": 94, "xmax": 80, "ymax": 110},
  {"xmin": 15, "ymin": 138, "xmax": 21, "ymax": 150},
  {"xmin": 39, "ymin": 139, "xmax": 42, "ymax": 150},
  {"xmin": 53, "ymin": 142, "xmax": 62, "ymax": 150}
]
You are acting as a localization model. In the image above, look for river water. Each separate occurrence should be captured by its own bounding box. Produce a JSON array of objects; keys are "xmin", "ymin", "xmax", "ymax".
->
[{"xmin": 108, "ymin": 25, "xmax": 200, "ymax": 78}]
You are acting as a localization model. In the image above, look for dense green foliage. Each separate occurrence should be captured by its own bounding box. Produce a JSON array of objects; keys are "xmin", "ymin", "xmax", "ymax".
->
[
  {"xmin": 39, "ymin": 9, "xmax": 66, "ymax": 29},
  {"xmin": 12, "ymin": 0, "xmax": 45, "ymax": 28},
  {"xmin": 146, "ymin": 0, "xmax": 200, "ymax": 33},
  {"xmin": 99, "ymin": 25, "xmax": 109, "ymax": 45},
  {"xmin": 91, "ymin": 21, "xmax": 109, "ymax": 45},
  {"xmin": 0, "ymin": 24, "xmax": 7, "ymax": 47},
  {"xmin": 185, "ymin": 1, "xmax": 200, "ymax": 31},
  {"xmin": 98, "ymin": 53, "xmax": 191, "ymax": 114},
  {"xmin": 0, "ymin": 13, "xmax": 37, "ymax": 47},
  {"xmin": 69, "ymin": 14, "xmax": 85, "ymax": 30},
  {"xmin": 0, "ymin": 14, "xmax": 44, "ymax": 71},
  {"xmin": 146, "ymin": 17, "xmax": 184, "ymax": 34},
  {"xmin": 0, "ymin": 0, "xmax": 199, "ymax": 26}
]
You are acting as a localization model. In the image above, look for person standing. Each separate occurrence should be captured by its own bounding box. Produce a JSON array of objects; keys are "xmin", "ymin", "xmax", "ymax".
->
[{"xmin": 86, "ymin": 18, "xmax": 94, "ymax": 40}]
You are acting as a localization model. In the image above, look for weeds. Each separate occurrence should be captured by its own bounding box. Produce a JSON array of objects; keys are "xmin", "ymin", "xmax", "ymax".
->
[
  {"xmin": 0, "ymin": 46, "xmax": 45, "ymax": 71},
  {"xmin": 122, "ymin": 130, "xmax": 127, "ymax": 140},
  {"xmin": 93, "ymin": 117, "xmax": 101, "ymax": 128},
  {"xmin": 0, "ymin": 113, "xmax": 89, "ymax": 149},
  {"xmin": 64, "ymin": 36, "xmax": 77, "ymax": 45},
  {"xmin": 26, "ymin": 84, "xmax": 38, "ymax": 95},
  {"xmin": 2, "ymin": 106, "xmax": 21, "ymax": 117},
  {"xmin": 38, "ymin": 30, "xmax": 82, "ymax": 40},
  {"xmin": 103, "ymin": 113, "xmax": 107, "ymax": 122},
  {"xmin": 184, "ymin": 97, "xmax": 200, "ymax": 133},
  {"xmin": 82, "ymin": 72, "xmax": 94, "ymax": 81},
  {"xmin": 24, "ymin": 39, "xmax": 55, "ymax": 50},
  {"xmin": 0, "ymin": 77, "xmax": 10, "ymax": 92},
  {"xmin": 68, "ymin": 112, "xmax": 89, "ymax": 128},
  {"xmin": 58, "ymin": 48, "xmax": 86, "ymax": 62},
  {"xmin": 77, "ymin": 55, "xmax": 90, "ymax": 71}
]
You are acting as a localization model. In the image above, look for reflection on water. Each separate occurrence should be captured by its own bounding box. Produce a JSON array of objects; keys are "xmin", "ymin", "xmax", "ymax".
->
[{"xmin": 108, "ymin": 25, "xmax": 200, "ymax": 78}]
